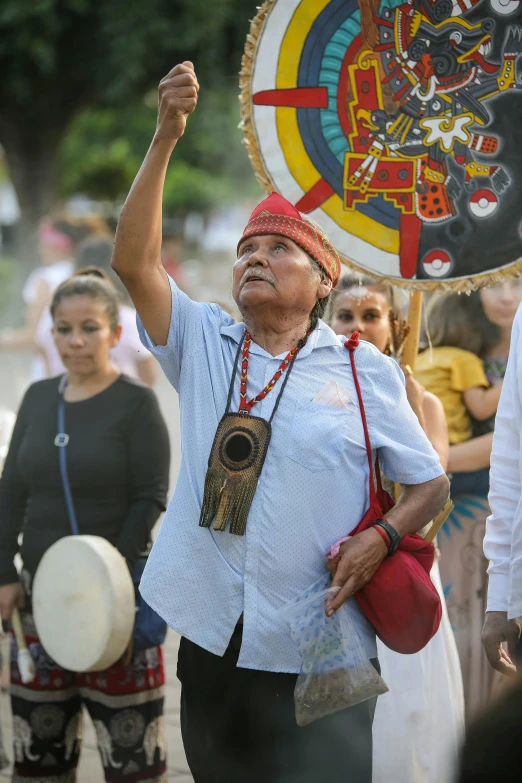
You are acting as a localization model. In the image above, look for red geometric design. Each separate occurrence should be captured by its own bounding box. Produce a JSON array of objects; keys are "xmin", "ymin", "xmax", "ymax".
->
[{"xmin": 253, "ymin": 87, "xmax": 329, "ymax": 108}]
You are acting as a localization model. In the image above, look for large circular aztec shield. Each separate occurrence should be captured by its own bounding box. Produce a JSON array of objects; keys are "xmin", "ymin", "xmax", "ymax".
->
[{"xmin": 240, "ymin": 0, "xmax": 522, "ymax": 290}]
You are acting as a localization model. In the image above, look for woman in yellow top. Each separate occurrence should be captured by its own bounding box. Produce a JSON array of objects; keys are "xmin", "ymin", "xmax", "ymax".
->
[{"xmin": 416, "ymin": 294, "xmax": 502, "ymax": 496}]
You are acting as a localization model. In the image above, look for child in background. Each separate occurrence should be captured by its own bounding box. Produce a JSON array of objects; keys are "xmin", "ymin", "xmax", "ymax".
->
[{"xmin": 416, "ymin": 293, "xmax": 502, "ymax": 496}]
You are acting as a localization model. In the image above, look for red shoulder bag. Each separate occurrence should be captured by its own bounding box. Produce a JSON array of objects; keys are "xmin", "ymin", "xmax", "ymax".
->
[{"xmin": 328, "ymin": 332, "xmax": 442, "ymax": 655}]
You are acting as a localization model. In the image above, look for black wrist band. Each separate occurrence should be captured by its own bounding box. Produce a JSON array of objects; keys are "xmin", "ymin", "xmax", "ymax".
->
[{"xmin": 375, "ymin": 520, "xmax": 401, "ymax": 557}]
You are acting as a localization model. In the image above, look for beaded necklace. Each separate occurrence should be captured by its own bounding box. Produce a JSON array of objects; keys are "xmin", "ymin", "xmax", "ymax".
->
[
  {"xmin": 199, "ymin": 327, "xmax": 311, "ymax": 535},
  {"xmin": 239, "ymin": 331, "xmax": 309, "ymax": 413}
]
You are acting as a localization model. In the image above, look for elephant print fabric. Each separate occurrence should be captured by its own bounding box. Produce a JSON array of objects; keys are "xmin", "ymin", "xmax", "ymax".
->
[
  {"xmin": 242, "ymin": 0, "xmax": 522, "ymax": 288},
  {"xmin": 140, "ymin": 716, "xmax": 167, "ymax": 768},
  {"xmin": 10, "ymin": 616, "xmax": 166, "ymax": 782}
]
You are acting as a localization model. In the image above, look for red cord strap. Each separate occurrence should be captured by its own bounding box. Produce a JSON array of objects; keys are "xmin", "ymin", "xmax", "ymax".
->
[
  {"xmin": 344, "ymin": 332, "xmax": 381, "ymax": 512},
  {"xmin": 373, "ymin": 524, "xmax": 391, "ymax": 549}
]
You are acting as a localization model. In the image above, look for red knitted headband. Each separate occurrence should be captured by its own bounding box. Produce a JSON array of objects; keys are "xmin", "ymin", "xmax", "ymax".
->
[{"xmin": 237, "ymin": 193, "xmax": 341, "ymax": 287}]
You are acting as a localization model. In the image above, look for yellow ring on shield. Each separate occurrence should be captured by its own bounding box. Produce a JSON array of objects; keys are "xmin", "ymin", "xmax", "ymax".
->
[{"xmin": 275, "ymin": 0, "xmax": 399, "ymax": 254}]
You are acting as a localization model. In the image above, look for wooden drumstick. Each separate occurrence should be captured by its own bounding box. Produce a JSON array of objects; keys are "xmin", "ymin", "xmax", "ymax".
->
[{"xmin": 11, "ymin": 608, "xmax": 35, "ymax": 684}]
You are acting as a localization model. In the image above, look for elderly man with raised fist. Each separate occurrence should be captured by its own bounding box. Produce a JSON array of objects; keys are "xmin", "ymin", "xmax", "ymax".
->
[{"xmin": 112, "ymin": 62, "xmax": 449, "ymax": 783}]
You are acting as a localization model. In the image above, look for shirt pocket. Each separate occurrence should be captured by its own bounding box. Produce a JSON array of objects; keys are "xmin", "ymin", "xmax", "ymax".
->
[{"xmin": 286, "ymin": 399, "xmax": 352, "ymax": 472}]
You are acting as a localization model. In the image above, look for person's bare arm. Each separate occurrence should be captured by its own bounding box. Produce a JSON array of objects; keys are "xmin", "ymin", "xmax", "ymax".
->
[
  {"xmin": 112, "ymin": 62, "xmax": 199, "ymax": 346},
  {"xmin": 401, "ymin": 368, "xmax": 427, "ymax": 433},
  {"xmin": 136, "ymin": 356, "xmax": 158, "ymax": 386},
  {"xmin": 448, "ymin": 432, "xmax": 493, "ymax": 472},
  {"xmin": 402, "ymin": 369, "xmax": 449, "ymax": 471},
  {"xmin": 327, "ymin": 474, "xmax": 449, "ymax": 614},
  {"xmin": 422, "ymin": 391, "xmax": 449, "ymax": 472},
  {"xmin": 464, "ymin": 382, "xmax": 503, "ymax": 421}
]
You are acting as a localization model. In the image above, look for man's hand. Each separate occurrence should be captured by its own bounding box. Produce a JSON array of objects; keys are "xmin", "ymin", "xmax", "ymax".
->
[
  {"xmin": 482, "ymin": 611, "xmax": 521, "ymax": 677},
  {"xmin": 156, "ymin": 62, "xmax": 199, "ymax": 143},
  {"xmin": 0, "ymin": 582, "xmax": 24, "ymax": 623},
  {"xmin": 326, "ymin": 528, "xmax": 388, "ymax": 616}
]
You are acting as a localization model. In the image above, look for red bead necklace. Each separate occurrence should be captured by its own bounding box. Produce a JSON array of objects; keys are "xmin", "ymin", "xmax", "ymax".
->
[{"xmin": 239, "ymin": 330, "xmax": 311, "ymax": 414}]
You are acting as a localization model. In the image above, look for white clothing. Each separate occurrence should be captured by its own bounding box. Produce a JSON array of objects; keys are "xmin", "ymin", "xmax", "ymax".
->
[
  {"xmin": 23, "ymin": 260, "xmax": 74, "ymax": 382},
  {"xmin": 22, "ymin": 260, "xmax": 74, "ymax": 306},
  {"xmin": 484, "ymin": 303, "xmax": 522, "ymax": 618},
  {"xmin": 36, "ymin": 304, "xmax": 152, "ymax": 381},
  {"xmin": 373, "ymin": 562, "xmax": 465, "ymax": 783}
]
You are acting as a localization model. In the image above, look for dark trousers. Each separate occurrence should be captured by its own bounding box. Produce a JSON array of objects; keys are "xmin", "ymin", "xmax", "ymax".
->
[{"xmin": 177, "ymin": 625, "xmax": 377, "ymax": 783}]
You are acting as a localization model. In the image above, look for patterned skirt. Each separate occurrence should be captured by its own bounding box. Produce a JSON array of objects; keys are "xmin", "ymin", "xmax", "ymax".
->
[
  {"xmin": 10, "ymin": 613, "xmax": 166, "ymax": 783},
  {"xmin": 438, "ymin": 494, "xmax": 504, "ymax": 720}
]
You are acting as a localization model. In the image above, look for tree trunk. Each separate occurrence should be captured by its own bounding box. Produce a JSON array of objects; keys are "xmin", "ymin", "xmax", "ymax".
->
[{"xmin": 0, "ymin": 115, "xmax": 64, "ymax": 271}]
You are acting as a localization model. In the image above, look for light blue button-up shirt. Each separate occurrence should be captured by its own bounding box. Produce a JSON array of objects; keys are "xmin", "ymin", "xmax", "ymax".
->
[{"xmin": 137, "ymin": 277, "xmax": 444, "ymax": 673}]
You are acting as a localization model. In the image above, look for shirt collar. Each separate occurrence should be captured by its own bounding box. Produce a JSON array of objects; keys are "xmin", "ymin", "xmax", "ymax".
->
[{"xmin": 219, "ymin": 319, "xmax": 342, "ymax": 359}]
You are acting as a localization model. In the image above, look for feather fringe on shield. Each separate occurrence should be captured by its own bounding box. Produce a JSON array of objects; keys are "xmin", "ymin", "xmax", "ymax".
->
[
  {"xmin": 199, "ymin": 470, "xmax": 258, "ymax": 536},
  {"xmin": 239, "ymin": 0, "xmax": 274, "ymax": 195},
  {"xmin": 358, "ymin": 0, "xmax": 381, "ymax": 50},
  {"xmin": 238, "ymin": 0, "xmax": 522, "ymax": 294}
]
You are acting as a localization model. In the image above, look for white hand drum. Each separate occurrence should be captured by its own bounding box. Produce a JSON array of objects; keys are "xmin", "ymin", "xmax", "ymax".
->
[{"xmin": 33, "ymin": 535, "xmax": 135, "ymax": 672}]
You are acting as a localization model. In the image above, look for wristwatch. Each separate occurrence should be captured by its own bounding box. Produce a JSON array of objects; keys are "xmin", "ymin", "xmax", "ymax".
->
[{"xmin": 374, "ymin": 520, "xmax": 401, "ymax": 557}]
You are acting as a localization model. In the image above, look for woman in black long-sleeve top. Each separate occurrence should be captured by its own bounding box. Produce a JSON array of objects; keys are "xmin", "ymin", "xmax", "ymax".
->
[{"xmin": 0, "ymin": 269, "xmax": 170, "ymax": 783}]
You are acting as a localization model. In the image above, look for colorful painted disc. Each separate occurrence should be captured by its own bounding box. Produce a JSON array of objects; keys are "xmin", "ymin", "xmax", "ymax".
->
[{"xmin": 240, "ymin": 0, "xmax": 522, "ymax": 290}]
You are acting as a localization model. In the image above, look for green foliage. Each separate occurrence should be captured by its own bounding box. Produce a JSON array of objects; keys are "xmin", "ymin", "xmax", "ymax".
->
[
  {"xmin": 0, "ymin": 0, "xmax": 257, "ymax": 110},
  {"xmin": 0, "ymin": 0, "xmax": 260, "ymax": 226},
  {"xmin": 0, "ymin": 158, "xmax": 9, "ymax": 184},
  {"xmin": 163, "ymin": 162, "xmax": 224, "ymax": 214},
  {"xmin": 58, "ymin": 87, "xmax": 260, "ymax": 214},
  {"xmin": 60, "ymin": 137, "xmax": 138, "ymax": 201},
  {"xmin": 0, "ymin": 255, "xmax": 17, "ymax": 324},
  {"xmin": 59, "ymin": 109, "xmax": 142, "ymax": 200}
]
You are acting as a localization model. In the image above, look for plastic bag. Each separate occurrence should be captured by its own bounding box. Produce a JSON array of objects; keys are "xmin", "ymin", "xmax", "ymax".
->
[{"xmin": 280, "ymin": 579, "xmax": 388, "ymax": 726}]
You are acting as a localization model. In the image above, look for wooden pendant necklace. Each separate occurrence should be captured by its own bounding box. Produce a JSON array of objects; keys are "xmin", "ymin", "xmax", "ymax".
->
[{"xmin": 199, "ymin": 329, "xmax": 310, "ymax": 535}]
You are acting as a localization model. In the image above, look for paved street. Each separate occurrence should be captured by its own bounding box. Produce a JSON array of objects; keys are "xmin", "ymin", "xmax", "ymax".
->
[{"xmin": 0, "ymin": 353, "xmax": 194, "ymax": 781}]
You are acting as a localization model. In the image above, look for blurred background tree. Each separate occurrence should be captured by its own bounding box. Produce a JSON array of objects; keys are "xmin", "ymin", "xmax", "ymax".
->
[
  {"xmin": 59, "ymin": 89, "xmax": 256, "ymax": 216},
  {"xmin": 0, "ymin": 0, "xmax": 259, "ymax": 263}
]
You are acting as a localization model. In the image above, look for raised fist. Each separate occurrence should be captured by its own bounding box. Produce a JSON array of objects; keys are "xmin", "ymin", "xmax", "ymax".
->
[{"xmin": 156, "ymin": 62, "xmax": 199, "ymax": 142}]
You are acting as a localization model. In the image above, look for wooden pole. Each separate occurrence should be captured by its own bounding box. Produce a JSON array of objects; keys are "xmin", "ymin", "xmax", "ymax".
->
[
  {"xmin": 392, "ymin": 289, "xmax": 425, "ymax": 502},
  {"xmin": 402, "ymin": 290, "xmax": 424, "ymax": 371}
]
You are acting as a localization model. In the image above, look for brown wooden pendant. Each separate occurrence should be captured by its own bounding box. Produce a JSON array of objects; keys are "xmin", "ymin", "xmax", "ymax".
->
[
  {"xmin": 199, "ymin": 412, "xmax": 272, "ymax": 536},
  {"xmin": 199, "ymin": 329, "xmax": 309, "ymax": 536}
]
